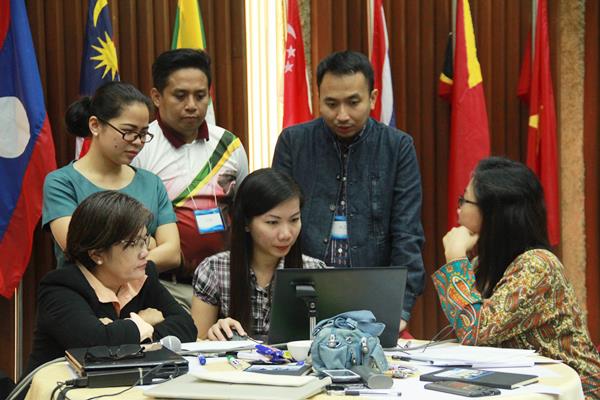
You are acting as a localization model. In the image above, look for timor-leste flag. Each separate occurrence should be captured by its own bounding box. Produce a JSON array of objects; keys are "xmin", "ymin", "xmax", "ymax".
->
[
  {"xmin": 517, "ymin": 0, "xmax": 559, "ymax": 246},
  {"xmin": 444, "ymin": 0, "xmax": 490, "ymax": 230},
  {"xmin": 0, "ymin": 0, "xmax": 57, "ymax": 298},
  {"xmin": 172, "ymin": 0, "xmax": 216, "ymax": 125}
]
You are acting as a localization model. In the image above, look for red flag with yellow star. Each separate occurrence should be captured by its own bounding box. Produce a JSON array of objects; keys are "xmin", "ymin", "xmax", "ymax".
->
[{"xmin": 517, "ymin": 0, "xmax": 559, "ymax": 245}]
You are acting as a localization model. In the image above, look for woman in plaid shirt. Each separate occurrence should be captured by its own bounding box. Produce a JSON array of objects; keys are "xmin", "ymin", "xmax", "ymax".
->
[{"xmin": 191, "ymin": 168, "xmax": 325, "ymax": 340}]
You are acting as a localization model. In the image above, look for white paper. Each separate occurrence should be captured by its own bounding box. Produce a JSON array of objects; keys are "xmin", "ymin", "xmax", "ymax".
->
[
  {"xmin": 388, "ymin": 344, "xmax": 542, "ymax": 368},
  {"xmin": 190, "ymin": 370, "xmax": 318, "ymax": 387},
  {"xmin": 180, "ymin": 340, "xmax": 258, "ymax": 353}
]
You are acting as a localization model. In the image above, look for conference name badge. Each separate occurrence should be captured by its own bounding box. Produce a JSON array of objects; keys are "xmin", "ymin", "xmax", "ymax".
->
[
  {"xmin": 330, "ymin": 215, "xmax": 348, "ymax": 240},
  {"xmin": 194, "ymin": 208, "xmax": 226, "ymax": 234}
]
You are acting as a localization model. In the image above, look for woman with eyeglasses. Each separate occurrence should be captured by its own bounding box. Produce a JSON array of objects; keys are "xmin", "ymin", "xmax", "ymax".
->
[
  {"xmin": 42, "ymin": 81, "xmax": 181, "ymax": 272},
  {"xmin": 27, "ymin": 191, "xmax": 197, "ymax": 373},
  {"xmin": 432, "ymin": 157, "xmax": 600, "ymax": 398}
]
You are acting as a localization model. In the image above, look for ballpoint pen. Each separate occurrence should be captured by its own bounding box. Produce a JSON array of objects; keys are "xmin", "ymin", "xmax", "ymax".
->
[{"xmin": 344, "ymin": 389, "xmax": 402, "ymax": 396}]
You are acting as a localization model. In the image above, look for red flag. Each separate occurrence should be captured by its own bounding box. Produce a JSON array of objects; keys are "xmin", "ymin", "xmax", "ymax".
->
[
  {"xmin": 517, "ymin": 0, "xmax": 559, "ymax": 245},
  {"xmin": 282, "ymin": 0, "xmax": 312, "ymax": 128},
  {"xmin": 0, "ymin": 0, "xmax": 57, "ymax": 298},
  {"xmin": 369, "ymin": 0, "xmax": 395, "ymax": 126},
  {"xmin": 446, "ymin": 0, "xmax": 491, "ymax": 230}
]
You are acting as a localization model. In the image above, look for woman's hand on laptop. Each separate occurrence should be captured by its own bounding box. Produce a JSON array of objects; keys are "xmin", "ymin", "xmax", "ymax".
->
[{"xmin": 207, "ymin": 318, "xmax": 247, "ymax": 341}]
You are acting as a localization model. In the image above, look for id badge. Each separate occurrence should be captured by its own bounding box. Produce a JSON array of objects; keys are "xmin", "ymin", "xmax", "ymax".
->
[
  {"xmin": 194, "ymin": 208, "xmax": 226, "ymax": 234},
  {"xmin": 330, "ymin": 215, "xmax": 348, "ymax": 240}
]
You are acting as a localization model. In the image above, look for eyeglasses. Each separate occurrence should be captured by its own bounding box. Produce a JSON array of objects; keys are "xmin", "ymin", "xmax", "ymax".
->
[
  {"xmin": 84, "ymin": 344, "xmax": 144, "ymax": 362},
  {"xmin": 98, "ymin": 117, "xmax": 154, "ymax": 143},
  {"xmin": 458, "ymin": 195, "xmax": 478, "ymax": 207},
  {"xmin": 121, "ymin": 234, "xmax": 151, "ymax": 251}
]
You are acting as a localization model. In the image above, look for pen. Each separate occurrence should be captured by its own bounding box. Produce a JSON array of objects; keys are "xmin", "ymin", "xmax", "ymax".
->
[
  {"xmin": 197, "ymin": 354, "xmax": 207, "ymax": 366},
  {"xmin": 391, "ymin": 355, "xmax": 434, "ymax": 364},
  {"xmin": 344, "ymin": 389, "xmax": 402, "ymax": 396},
  {"xmin": 226, "ymin": 355, "xmax": 246, "ymax": 370}
]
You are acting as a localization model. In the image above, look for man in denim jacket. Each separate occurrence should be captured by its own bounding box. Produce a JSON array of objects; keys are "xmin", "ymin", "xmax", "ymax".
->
[{"xmin": 272, "ymin": 51, "xmax": 424, "ymax": 332}]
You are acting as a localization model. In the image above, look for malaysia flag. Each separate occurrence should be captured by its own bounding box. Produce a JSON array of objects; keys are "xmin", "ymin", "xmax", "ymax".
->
[{"xmin": 0, "ymin": 0, "xmax": 56, "ymax": 298}]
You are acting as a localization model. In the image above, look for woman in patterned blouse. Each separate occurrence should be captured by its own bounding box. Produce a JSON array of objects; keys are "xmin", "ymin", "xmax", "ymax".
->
[
  {"xmin": 191, "ymin": 168, "xmax": 325, "ymax": 340},
  {"xmin": 433, "ymin": 157, "xmax": 600, "ymax": 399}
]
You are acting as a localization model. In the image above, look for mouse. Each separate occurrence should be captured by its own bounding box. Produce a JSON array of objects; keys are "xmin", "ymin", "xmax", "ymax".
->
[{"xmin": 227, "ymin": 329, "xmax": 247, "ymax": 341}]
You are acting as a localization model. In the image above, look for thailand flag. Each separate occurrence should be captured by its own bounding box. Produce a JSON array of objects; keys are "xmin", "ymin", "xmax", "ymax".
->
[
  {"xmin": 0, "ymin": 0, "xmax": 56, "ymax": 298},
  {"xmin": 369, "ymin": 0, "xmax": 396, "ymax": 126}
]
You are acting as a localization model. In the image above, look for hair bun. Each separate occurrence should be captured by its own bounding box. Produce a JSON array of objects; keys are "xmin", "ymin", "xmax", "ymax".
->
[{"xmin": 64, "ymin": 96, "xmax": 93, "ymax": 138}]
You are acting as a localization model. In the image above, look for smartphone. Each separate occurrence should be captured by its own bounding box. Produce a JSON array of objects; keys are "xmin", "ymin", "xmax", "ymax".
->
[
  {"xmin": 424, "ymin": 381, "xmax": 501, "ymax": 397},
  {"xmin": 321, "ymin": 369, "xmax": 362, "ymax": 383}
]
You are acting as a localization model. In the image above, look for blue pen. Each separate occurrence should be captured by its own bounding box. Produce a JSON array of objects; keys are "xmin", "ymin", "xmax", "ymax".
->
[{"xmin": 197, "ymin": 354, "xmax": 207, "ymax": 365}]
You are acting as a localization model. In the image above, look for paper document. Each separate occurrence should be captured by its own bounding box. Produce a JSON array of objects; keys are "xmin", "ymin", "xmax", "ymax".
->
[
  {"xmin": 390, "ymin": 344, "xmax": 542, "ymax": 368},
  {"xmin": 181, "ymin": 340, "xmax": 258, "ymax": 353},
  {"xmin": 191, "ymin": 370, "xmax": 318, "ymax": 386}
]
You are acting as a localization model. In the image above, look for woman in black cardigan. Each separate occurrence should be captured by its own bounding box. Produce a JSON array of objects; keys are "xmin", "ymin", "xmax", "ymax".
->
[{"xmin": 26, "ymin": 191, "xmax": 197, "ymax": 372}]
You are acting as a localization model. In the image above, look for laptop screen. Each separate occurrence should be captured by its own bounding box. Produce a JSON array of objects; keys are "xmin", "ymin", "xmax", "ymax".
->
[{"xmin": 268, "ymin": 266, "xmax": 407, "ymax": 348}]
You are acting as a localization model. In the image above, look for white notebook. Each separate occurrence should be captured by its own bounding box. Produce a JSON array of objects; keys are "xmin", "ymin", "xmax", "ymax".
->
[{"xmin": 144, "ymin": 373, "xmax": 331, "ymax": 400}]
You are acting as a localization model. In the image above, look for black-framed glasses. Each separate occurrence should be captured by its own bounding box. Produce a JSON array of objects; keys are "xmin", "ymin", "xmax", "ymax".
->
[
  {"xmin": 458, "ymin": 195, "xmax": 478, "ymax": 207},
  {"xmin": 98, "ymin": 117, "xmax": 154, "ymax": 143},
  {"xmin": 121, "ymin": 234, "xmax": 151, "ymax": 251},
  {"xmin": 84, "ymin": 344, "xmax": 144, "ymax": 362}
]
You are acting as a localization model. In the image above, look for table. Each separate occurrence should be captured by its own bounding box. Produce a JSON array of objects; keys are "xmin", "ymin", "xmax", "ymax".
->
[{"xmin": 25, "ymin": 350, "xmax": 585, "ymax": 399}]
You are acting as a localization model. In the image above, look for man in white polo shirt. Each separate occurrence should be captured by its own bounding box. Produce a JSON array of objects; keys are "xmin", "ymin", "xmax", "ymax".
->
[{"xmin": 132, "ymin": 49, "xmax": 248, "ymax": 311}]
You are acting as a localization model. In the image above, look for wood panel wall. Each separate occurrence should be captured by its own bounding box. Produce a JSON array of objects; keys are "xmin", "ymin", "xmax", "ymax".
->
[
  {"xmin": 1, "ymin": 0, "xmax": 596, "ymax": 383},
  {"xmin": 0, "ymin": 0, "xmax": 245, "ymax": 381},
  {"xmin": 584, "ymin": 0, "xmax": 599, "ymax": 344}
]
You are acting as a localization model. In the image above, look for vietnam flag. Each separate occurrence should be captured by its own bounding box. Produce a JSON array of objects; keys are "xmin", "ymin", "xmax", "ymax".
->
[
  {"xmin": 172, "ymin": 0, "xmax": 216, "ymax": 125},
  {"xmin": 517, "ymin": 0, "xmax": 559, "ymax": 246},
  {"xmin": 0, "ymin": 0, "xmax": 56, "ymax": 298},
  {"xmin": 444, "ymin": 0, "xmax": 490, "ymax": 230},
  {"xmin": 282, "ymin": 0, "xmax": 312, "ymax": 128},
  {"xmin": 369, "ymin": 0, "xmax": 396, "ymax": 126}
]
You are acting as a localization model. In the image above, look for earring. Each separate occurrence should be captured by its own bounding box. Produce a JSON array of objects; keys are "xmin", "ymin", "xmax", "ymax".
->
[{"xmin": 96, "ymin": 259, "xmax": 103, "ymax": 265}]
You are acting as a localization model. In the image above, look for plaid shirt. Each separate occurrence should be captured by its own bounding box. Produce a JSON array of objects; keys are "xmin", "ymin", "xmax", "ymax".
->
[{"xmin": 192, "ymin": 251, "xmax": 325, "ymax": 335}]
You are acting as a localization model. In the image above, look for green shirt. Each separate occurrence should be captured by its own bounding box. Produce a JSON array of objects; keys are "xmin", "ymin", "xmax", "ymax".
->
[{"xmin": 42, "ymin": 162, "xmax": 176, "ymax": 268}]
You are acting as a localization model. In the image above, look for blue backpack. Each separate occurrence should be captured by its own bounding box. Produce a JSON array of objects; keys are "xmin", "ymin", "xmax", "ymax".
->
[{"xmin": 310, "ymin": 310, "xmax": 388, "ymax": 373}]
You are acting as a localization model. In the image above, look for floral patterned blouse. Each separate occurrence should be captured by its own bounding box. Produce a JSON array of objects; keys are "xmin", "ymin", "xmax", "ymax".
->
[{"xmin": 432, "ymin": 249, "xmax": 600, "ymax": 399}]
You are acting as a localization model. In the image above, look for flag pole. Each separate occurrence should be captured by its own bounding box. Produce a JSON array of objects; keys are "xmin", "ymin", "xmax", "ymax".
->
[
  {"xmin": 14, "ymin": 282, "xmax": 23, "ymax": 379},
  {"xmin": 452, "ymin": 0, "xmax": 457, "ymax": 53}
]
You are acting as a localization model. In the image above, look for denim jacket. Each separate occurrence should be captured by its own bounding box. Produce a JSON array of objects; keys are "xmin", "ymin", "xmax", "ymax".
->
[{"xmin": 272, "ymin": 118, "xmax": 425, "ymax": 321}]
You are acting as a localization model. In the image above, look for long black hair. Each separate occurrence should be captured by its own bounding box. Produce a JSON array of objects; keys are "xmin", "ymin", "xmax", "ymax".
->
[
  {"xmin": 473, "ymin": 157, "xmax": 551, "ymax": 297},
  {"xmin": 228, "ymin": 168, "xmax": 304, "ymax": 330}
]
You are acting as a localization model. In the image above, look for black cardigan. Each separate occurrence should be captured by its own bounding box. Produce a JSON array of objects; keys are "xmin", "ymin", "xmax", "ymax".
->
[{"xmin": 26, "ymin": 261, "xmax": 197, "ymax": 373}]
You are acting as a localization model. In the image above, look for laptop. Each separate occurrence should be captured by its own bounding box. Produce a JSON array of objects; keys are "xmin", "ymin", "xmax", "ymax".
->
[
  {"xmin": 66, "ymin": 344, "xmax": 188, "ymax": 387},
  {"xmin": 268, "ymin": 267, "xmax": 407, "ymax": 348}
]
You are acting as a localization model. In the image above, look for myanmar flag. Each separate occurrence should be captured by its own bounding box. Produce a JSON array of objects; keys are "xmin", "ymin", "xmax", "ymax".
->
[{"xmin": 172, "ymin": 0, "xmax": 216, "ymax": 125}]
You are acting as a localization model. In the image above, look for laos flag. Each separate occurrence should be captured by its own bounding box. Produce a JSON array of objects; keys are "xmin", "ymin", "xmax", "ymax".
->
[{"xmin": 0, "ymin": 0, "xmax": 56, "ymax": 298}]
